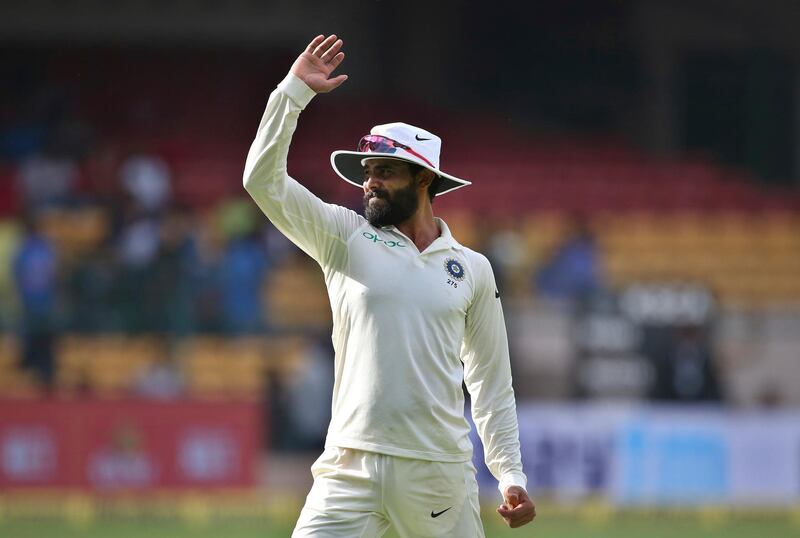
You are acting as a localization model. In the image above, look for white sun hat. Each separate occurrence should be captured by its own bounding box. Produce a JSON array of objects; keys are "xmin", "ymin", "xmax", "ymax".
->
[{"xmin": 330, "ymin": 122, "xmax": 472, "ymax": 196}]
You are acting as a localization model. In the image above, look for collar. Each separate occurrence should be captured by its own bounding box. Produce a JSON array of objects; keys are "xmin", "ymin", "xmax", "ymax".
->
[
  {"xmin": 432, "ymin": 217, "xmax": 463, "ymax": 251},
  {"xmin": 383, "ymin": 217, "xmax": 463, "ymax": 254}
]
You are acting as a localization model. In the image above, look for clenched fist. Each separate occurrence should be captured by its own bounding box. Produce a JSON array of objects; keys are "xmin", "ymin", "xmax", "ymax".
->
[{"xmin": 497, "ymin": 485, "xmax": 536, "ymax": 528}]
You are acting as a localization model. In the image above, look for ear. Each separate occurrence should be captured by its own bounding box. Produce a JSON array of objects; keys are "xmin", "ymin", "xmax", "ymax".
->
[{"xmin": 415, "ymin": 168, "xmax": 435, "ymax": 190}]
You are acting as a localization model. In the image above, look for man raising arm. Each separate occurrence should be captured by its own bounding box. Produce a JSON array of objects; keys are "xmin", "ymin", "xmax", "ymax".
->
[{"xmin": 244, "ymin": 34, "xmax": 535, "ymax": 536}]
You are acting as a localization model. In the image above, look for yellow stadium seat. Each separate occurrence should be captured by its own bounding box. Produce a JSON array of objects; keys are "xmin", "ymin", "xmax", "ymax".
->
[
  {"xmin": 265, "ymin": 258, "xmax": 331, "ymax": 330},
  {"xmin": 56, "ymin": 335, "xmax": 166, "ymax": 396},
  {"xmin": 587, "ymin": 212, "xmax": 800, "ymax": 308}
]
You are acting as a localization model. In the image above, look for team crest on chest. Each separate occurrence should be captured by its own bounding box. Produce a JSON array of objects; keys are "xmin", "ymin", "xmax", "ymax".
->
[{"xmin": 444, "ymin": 258, "xmax": 465, "ymax": 281}]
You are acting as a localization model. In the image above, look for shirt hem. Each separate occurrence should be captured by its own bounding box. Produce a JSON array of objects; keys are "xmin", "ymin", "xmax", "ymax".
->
[{"xmin": 326, "ymin": 437, "xmax": 472, "ymax": 463}]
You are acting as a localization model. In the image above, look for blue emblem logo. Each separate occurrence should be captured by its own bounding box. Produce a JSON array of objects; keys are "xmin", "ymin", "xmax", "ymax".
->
[{"xmin": 444, "ymin": 258, "xmax": 465, "ymax": 281}]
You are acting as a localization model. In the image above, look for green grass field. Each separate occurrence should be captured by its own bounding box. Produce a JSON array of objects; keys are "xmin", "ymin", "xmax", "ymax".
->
[
  {"xmin": 1, "ymin": 493, "xmax": 797, "ymax": 538},
  {"xmin": 2, "ymin": 511, "xmax": 798, "ymax": 538}
]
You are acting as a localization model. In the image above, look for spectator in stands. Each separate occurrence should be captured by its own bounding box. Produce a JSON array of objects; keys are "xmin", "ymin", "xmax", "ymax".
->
[
  {"xmin": 144, "ymin": 207, "xmax": 200, "ymax": 334},
  {"xmin": 112, "ymin": 202, "xmax": 201, "ymax": 334},
  {"xmin": 114, "ymin": 201, "xmax": 161, "ymax": 332},
  {"xmin": 66, "ymin": 242, "xmax": 118, "ymax": 332},
  {"xmin": 116, "ymin": 208, "xmax": 161, "ymax": 268},
  {"xmin": 12, "ymin": 212, "xmax": 58, "ymax": 389},
  {"xmin": 217, "ymin": 200, "xmax": 270, "ymax": 334},
  {"xmin": 652, "ymin": 325, "xmax": 721, "ymax": 402},
  {"xmin": 12, "ymin": 85, "xmax": 91, "ymax": 209},
  {"xmin": 132, "ymin": 343, "xmax": 185, "ymax": 400},
  {"xmin": 534, "ymin": 216, "xmax": 603, "ymax": 303},
  {"xmin": 188, "ymin": 222, "xmax": 225, "ymax": 333},
  {"xmin": 283, "ymin": 336, "xmax": 335, "ymax": 449},
  {"xmin": 15, "ymin": 140, "xmax": 80, "ymax": 209},
  {"xmin": 119, "ymin": 151, "xmax": 171, "ymax": 215}
]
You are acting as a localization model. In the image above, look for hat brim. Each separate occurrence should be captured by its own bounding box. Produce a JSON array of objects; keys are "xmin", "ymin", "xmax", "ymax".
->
[{"xmin": 330, "ymin": 151, "xmax": 471, "ymax": 196}]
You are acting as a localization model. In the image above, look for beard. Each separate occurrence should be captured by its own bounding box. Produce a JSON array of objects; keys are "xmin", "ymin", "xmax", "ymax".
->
[{"xmin": 363, "ymin": 180, "xmax": 420, "ymax": 228}]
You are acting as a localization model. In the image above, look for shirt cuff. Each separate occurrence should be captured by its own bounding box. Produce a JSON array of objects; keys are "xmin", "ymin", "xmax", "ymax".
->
[
  {"xmin": 277, "ymin": 72, "xmax": 317, "ymax": 109},
  {"xmin": 498, "ymin": 472, "xmax": 528, "ymax": 496}
]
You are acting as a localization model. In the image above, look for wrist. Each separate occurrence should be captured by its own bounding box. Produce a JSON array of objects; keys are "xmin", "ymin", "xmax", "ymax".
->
[
  {"xmin": 498, "ymin": 472, "xmax": 528, "ymax": 496},
  {"xmin": 278, "ymin": 73, "xmax": 317, "ymax": 108}
]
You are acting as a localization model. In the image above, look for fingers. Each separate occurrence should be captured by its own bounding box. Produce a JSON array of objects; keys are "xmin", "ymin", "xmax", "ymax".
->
[
  {"xmin": 305, "ymin": 35, "xmax": 325, "ymax": 53},
  {"xmin": 496, "ymin": 498, "xmax": 536, "ymax": 529},
  {"xmin": 295, "ymin": 34, "xmax": 347, "ymax": 93},
  {"xmin": 496, "ymin": 504, "xmax": 515, "ymax": 528},
  {"xmin": 328, "ymin": 52, "xmax": 345, "ymax": 70},
  {"xmin": 502, "ymin": 485, "xmax": 525, "ymax": 508},
  {"xmin": 321, "ymin": 74, "xmax": 348, "ymax": 93},
  {"xmin": 320, "ymin": 39, "xmax": 343, "ymax": 63},
  {"xmin": 313, "ymin": 34, "xmax": 338, "ymax": 57}
]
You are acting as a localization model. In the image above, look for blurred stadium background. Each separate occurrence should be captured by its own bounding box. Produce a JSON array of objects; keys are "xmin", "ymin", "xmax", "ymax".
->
[{"xmin": 1, "ymin": 1, "xmax": 800, "ymax": 536}]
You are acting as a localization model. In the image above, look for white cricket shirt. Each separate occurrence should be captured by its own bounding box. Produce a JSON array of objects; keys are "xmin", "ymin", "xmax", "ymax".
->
[{"xmin": 244, "ymin": 73, "xmax": 527, "ymax": 493}]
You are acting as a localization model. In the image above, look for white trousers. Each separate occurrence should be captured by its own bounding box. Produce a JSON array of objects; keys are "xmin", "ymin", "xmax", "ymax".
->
[{"xmin": 292, "ymin": 447, "xmax": 485, "ymax": 538}]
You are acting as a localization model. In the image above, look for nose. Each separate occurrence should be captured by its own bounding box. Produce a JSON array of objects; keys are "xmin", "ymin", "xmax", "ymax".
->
[{"xmin": 364, "ymin": 175, "xmax": 382, "ymax": 193}]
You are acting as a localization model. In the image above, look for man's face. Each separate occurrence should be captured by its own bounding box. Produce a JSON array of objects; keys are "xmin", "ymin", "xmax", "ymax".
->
[{"xmin": 362, "ymin": 158, "xmax": 420, "ymax": 227}]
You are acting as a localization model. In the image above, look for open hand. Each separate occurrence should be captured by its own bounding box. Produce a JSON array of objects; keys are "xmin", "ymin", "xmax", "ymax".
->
[
  {"xmin": 290, "ymin": 34, "xmax": 348, "ymax": 93},
  {"xmin": 497, "ymin": 485, "xmax": 536, "ymax": 528}
]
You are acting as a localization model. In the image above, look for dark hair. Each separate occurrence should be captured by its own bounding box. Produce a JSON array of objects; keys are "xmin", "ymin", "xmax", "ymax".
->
[{"xmin": 407, "ymin": 163, "xmax": 443, "ymax": 202}]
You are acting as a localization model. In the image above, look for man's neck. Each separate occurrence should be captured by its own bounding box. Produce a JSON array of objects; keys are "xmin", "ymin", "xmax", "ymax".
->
[{"xmin": 396, "ymin": 205, "xmax": 439, "ymax": 252}]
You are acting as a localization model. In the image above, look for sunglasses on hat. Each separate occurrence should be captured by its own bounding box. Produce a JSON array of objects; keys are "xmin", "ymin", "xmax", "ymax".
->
[{"xmin": 357, "ymin": 135, "xmax": 435, "ymax": 168}]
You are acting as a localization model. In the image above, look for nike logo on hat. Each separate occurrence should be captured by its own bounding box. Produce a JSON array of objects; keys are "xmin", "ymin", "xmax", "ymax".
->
[{"xmin": 415, "ymin": 134, "xmax": 431, "ymax": 141}]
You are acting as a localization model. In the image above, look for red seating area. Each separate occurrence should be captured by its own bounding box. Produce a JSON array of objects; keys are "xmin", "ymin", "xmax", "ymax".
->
[
  {"xmin": 437, "ymin": 158, "xmax": 799, "ymax": 214},
  {"xmin": 18, "ymin": 49, "xmax": 800, "ymax": 215}
]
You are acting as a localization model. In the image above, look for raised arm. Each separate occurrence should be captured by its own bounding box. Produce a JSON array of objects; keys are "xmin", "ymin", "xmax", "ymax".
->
[
  {"xmin": 461, "ymin": 255, "xmax": 535, "ymax": 529},
  {"xmin": 243, "ymin": 34, "xmax": 360, "ymax": 269}
]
